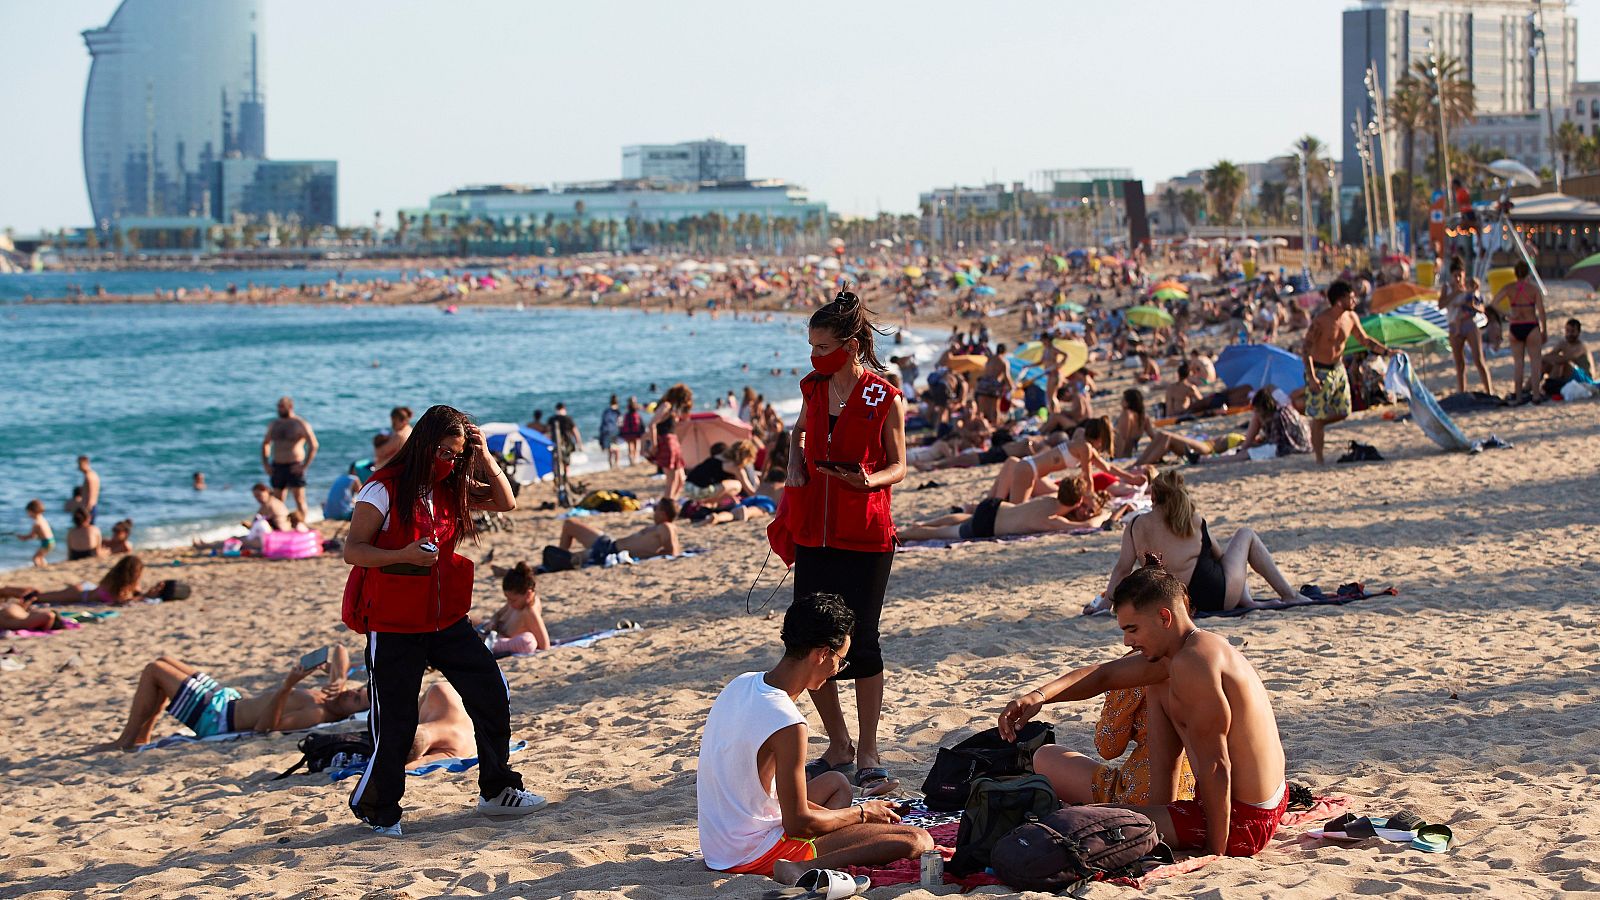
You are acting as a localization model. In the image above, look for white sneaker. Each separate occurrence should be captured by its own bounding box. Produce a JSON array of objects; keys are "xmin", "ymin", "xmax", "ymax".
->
[
  {"xmin": 370, "ymin": 823, "xmax": 403, "ymax": 837},
  {"xmin": 477, "ymin": 786, "xmax": 548, "ymax": 817}
]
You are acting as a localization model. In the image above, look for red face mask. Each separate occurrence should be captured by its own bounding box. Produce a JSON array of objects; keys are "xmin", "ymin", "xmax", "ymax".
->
[
  {"xmin": 812, "ymin": 343, "xmax": 853, "ymax": 375},
  {"xmin": 431, "ymin": 457, "xmax": 456, "ymax": 483}
]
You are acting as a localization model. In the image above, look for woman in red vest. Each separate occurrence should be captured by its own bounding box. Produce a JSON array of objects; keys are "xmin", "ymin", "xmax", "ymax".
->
[
  {"xmin": 783, "ymin": 292, "xmax": 907, "ymax": 794},
  {"xmin": 341, "ymin": 405, "xmax": 545, "ymax": 834}
]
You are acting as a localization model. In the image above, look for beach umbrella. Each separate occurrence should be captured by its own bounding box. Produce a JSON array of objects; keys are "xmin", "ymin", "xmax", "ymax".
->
[
  {"xmin": 1066, "ymin": 249, "xmax": 1088, "ymax": 259},
  {"xmin": 705, "ymin": 262, "xmax": 729, "ymax": 274},
  {"xmin": 819, "ymin": 257, "xmax": 841, "ymax": 270},
  {"xmin": 1236, "ymin": 238, "xmax": 1261, "ymax": 249},
  {"xmin": 1125, "ymin": 305, "xmax": 1174, "ymax": 328},
  {"xmin": 1014, "ymin": 338, "xmax": 1089, "ymax": 375},
  {"xmin": 1151, "ymin": 279, "xmax": 1187, "ymax": 293},
  {"xmin": 575, "ymin": 265, "xmax": 596, "ymax": 275},
  {"xmin": 903, "ymin": 265, "xmax": 923, "ymax": 278},
  {"xmin": 1007, "ymin": 355, "xmax": 1046, "ymax": 387},
  {"xmin": 674, "ymin": 260, "xmax": 701, "ymax": 272},
  {"xmin": 1393, "ymin": 300, "xmax": 1452, "ymax": 332},
  {"xmin": 1369, "ymin": 281, "xmax": 1435, "ymax": 314},
  {"xmin": 828, "ymin": 237, "xmax": 845, "ymax": 248},
  {"xmin": 1099, "ymin": 255, "xmax": 1122, "ymax": 266},
  {"xmin": 1052, "ymin": 255, "xmax": 1070, "ymax": 269},
  {"xmin": 1564, "ymin": 254, "xmax": 1600, "ymax": 288},
  {"xmin": 1215, "ymin": 343, "xmax": 1306, "ymax": 392},
  {"xmin": 1345, "ymin": 314, "xmax": 1447, "ymax": 355},
  {"xmin": 1151, "ymin": 287, "xmax": 1188, "ymax": 302},
  {"xmin": 593, "ymin": 274, "xmax": 614, "ymax": 287}
]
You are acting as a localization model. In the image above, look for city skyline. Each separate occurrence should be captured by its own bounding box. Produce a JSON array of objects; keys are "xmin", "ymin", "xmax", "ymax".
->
[{"xmin": 7, "ymin": 0, "xmax": 1600, "ymax": 233}]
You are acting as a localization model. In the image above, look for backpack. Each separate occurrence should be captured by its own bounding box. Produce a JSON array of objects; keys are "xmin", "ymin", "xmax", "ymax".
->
[
  {"xmin": 990, "ymin": 806, "xmax": 1161, "ymax": 894},
  {"xmin": 920, "ymin": 722, "xmax": 1055, "ymax": 812},
  {"xmin": 947, "ymin": 775, "xmax": 1059, "ymax": 877},
  {"xmin": 273, "ymin": 730, "xmax": 374, "ymax": 780},
  {"xmin": 541, "ymin": 545, "xmax": 578, "ymax": 572}
]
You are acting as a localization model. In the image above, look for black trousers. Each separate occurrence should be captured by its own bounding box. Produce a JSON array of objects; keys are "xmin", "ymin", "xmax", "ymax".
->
[
  {"xmin": 793, "ymin": 544, "xmax": 895, "ymax": 680},
  {"xmin": 348, "ymin": 616, "xmax": 523, "ymax": 827}
]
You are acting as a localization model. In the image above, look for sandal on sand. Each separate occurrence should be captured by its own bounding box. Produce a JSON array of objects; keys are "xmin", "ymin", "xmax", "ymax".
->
[
  {"xmin": 805, "ymin": 758, "xmax": 856, "ymax": 781},
  {"xmin": 796, "ymin": 869, "xmax": 870, "ymax": 899},
  {"xmin": 1411, "ymin": 823, "xmax": 1453, "ymax": 853},
  {"xmin": 854, "ymin": 767, "xmax": 899, "ymax": 796}
]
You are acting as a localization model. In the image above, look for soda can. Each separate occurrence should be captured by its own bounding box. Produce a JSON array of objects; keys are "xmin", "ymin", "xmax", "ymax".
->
[{"xmin": 920, "ymin": 849, "xmax": 944, "ymax": 887}]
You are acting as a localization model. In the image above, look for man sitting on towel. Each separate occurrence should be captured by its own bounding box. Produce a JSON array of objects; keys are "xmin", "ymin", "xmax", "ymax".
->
[
  {"xmin": 93, "ymin": 648, "xmax": 368, "ymax": 752},
  {"xmin": 997, "ymin": 555, "xmax": 1290, "ymax": 857},
  {"xmin": 696, "ymin": 592, "xmax": 932, "ymax": 883},
  {"xmin": 898, "ymin": 476, "xmax": 1111, "ymax": 542},
  {"xmin": 555, "ymin": 500, "xmax": 680, "ymax": 565}
]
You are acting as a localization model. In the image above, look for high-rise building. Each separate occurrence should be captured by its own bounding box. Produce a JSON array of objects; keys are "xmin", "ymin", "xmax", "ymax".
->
[
  {"xmin": 1341, "ymin": 0, "xmax": 1577, "ymax": 188},
  {"xmin": 622, "ymin": 139, "xmax": 746, "ymax": 183},
  {"xmin": 82, "ymin": 0, "xmax": 265, "ymax": 224},
  {"xmin": 213, "ymin": 159, "xmax": 338, "ymax": 228}
]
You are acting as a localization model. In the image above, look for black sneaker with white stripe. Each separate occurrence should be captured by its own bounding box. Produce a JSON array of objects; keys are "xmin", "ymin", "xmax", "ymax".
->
[{"xmin": 477, "ymin": 786, "xmax": 548, "ymax": 817}]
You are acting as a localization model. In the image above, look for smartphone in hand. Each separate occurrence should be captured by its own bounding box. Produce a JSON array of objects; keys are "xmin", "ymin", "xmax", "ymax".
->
[{"xmin": 299, "ymin": 646, "xmax": 331, "ymax": 671}]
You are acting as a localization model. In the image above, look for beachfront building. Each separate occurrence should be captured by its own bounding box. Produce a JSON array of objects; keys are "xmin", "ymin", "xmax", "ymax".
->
[
  {"xmin": 918, "ymin": 170, "xmax": 1145, "ymax": 248},
  {"xmin": 81, "ymin": 0, "xmax": 339, "ymax": 236},
  {"xmin": 1341, "ymin": 0, "xmax": 1578, "ymax": 199},
  {"xmin": 622, "ymin": 139, "xmax": 746, "ymax": 183},
  {"xmin": 412, "ymin": 178, "xmax": 829, "ymax": 254},
  {"xmin": 212, "ymin": 159, "xmax": 338, "ymax": 228}
]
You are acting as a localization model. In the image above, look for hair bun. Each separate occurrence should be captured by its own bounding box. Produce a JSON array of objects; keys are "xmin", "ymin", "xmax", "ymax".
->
[
  {"xmin": 1141, "ymin": 552, "xmax": 1165, "ymax": 568},
  {"xmin": 834, "ymin": 290, "xmax": 859, "ymax": 307}
]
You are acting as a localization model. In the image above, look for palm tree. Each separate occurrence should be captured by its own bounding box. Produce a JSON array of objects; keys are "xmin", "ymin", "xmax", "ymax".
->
[
  {"xmin": 1178, "ymin": 189, "xmax": 1205, "ymax": 228},
  {"xmin": 1414, "ymin": 54, "xmax": 1476, "ymax": 188},
  {"xmin": 1205, "ymin": 161, "xmax": 1246, "ymax": 226},
  {"xmin": 1386, "ymin": 73, "xmax": 1432, "ymax": 244},
  {"xmin": 1555, "ymin": 120, "xmax": 1585, "ymax": 178}
]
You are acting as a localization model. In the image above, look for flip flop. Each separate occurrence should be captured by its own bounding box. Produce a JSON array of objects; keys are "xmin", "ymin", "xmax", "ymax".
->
[
  {"xmin": 1411, "ymin": 823, "xmax": 1453, "ymax": 853},
  {"xmin": 804, "ymin": 758, "xmax": 856, "ymax": 781},
  {"xmin": 854, "ymin": 767, "xmax": 899, "ymax": 796},
  {"xmin": 795, "ymin": 868, "xmax": 870, "ymax": 899}
]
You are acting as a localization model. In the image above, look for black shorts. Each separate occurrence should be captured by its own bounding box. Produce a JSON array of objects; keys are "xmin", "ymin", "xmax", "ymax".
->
[
  {"xmin": 270, "ymin": 463, "xmax": 305, "ymax": 490},
  {"xmin": 793, "ymin": 544, "xmax": 894, "ymax": 681},
  {"xmin": 959, "ymin": 497, "xmax": 1003, "ymax": 540}
]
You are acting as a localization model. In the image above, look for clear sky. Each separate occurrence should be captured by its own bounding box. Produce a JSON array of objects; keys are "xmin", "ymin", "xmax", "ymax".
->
[{"xmin": 3, "ymin": 0, "xmax": 1598, "ymax": 230}]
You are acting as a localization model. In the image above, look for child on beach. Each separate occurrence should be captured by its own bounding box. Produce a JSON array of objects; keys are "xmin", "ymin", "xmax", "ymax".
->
[
  {"xmin": 16, "ymin": 500, "xmax": 55, "ymax": 567},
  {"xmin": 482, "ymin": 562, "xmax": 551, "ymax": 654}
]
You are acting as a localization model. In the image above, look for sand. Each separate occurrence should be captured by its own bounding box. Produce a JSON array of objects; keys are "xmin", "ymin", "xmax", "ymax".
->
[{"xmin": 3, "ymin": 294, "xmax": 1599, "ymax": 899}]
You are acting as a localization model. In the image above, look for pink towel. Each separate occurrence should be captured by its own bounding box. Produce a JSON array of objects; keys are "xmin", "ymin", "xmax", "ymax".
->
[
  {"xmin": 493, "ymin": 632, "xmax": 539, "ymax": 655},
  {"xmin": 3, "ymin": 618, "xmax": 83, "ymax": 638}
]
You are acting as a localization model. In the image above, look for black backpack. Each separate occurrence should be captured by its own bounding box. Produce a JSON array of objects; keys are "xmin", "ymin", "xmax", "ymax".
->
[
  {"xmin": 990, "ymin": 806, "xmax": 1162, "ymax": 894},
  {"xmin": 920, "ymin": 722, "xmax": 1055, "ymax": 812},
  {"xmin": 947, "ymin": 775, "xmax": 1059, "ymax": 877},
  {"xmin": 273, "ymin": 730, "xmax": 374, "ymax": 780},
  {"xmin": 541, "ymin": 545, "xmax": 578, "ymax": 572}
]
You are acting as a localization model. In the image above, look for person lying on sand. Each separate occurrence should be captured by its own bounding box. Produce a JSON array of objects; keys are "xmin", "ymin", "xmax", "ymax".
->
[
  {"xmin": 899, "ymin": 477, "xmax": 1112, "ymax": 541},
  {"xmin": 696, "ymin": 591, "xmax": 933, "ymax": 883},
  {"xmin": 1000, "ymin": 557, "xmax": 1292, "ymax": 858},
  {"xmin": 555, "ymin": 501, "xmax": 680, "ymax": 565},
  {"xmin": 19, "ymin": 555, "xmax": 160, "ymax": 606},
  {"xmin": 407, "ymin": 682, "xmax": 480, "ymax": 766},
  {"xmin": 1085, "ymin": 470, "xmax": 1312, "ymax": 615},
  {"xmin": 0, "ymin": 588, "xmax": 66, "ymax": 631},
  {"xmin": 988, "ymin": 418, "xmax": 1143, "ymax": 504},
  {"xmin": 92, "ymin": 647, "xmax": 364, "ymax": 752}
]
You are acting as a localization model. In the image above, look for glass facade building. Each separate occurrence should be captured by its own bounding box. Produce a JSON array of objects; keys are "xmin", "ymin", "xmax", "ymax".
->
[
  {"xmin": 213, "ymin": 159, "xmax": 338, "ymax": 227},
  {"xmin": 82, "ymin": 0, "xmax": 266, "ymax": 225},
  {"xmin": 622, "ymin": 140, "xmax": 746, "ymax": 183}
]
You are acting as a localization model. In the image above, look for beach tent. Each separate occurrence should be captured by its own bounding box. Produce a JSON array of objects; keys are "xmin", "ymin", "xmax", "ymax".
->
[
  {"xmin": 481, "ymin": 422, "xmax": 555, "ymax": 484},
  {"xmin": 1215, "ymin": 343, "xmax": 1305, "ymax": 392},
  {"xmin": 678, "ymin": 412, "xmax": 754, "ymax": 469}
]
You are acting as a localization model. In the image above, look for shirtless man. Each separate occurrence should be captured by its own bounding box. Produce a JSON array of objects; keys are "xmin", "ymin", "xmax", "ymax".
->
[
  {"xmin": 1542, "ymin": 319, "xmax": 1593, "ymax": 392},
  {"xmin": 999, "ymin": 558, "xmax": 1290, "ymax": 858},
  {"xmin": 77, "ymin": 456, "xmax": 101, "ymax": 524},
  {"xmin": 262, "ymin": 397, "xmax": 319, "ymax": 518},
  {"xmin": 556, "ymin": 501, "xmax": 681, "ymax": 565},
  {"xmin": 93, "ymin": 647, "xmax": 365, "ymax": 752},
  {"xmin": 1163, "ymin": 363, "xmax": 1204, "ymax": 418},
  {"xmin": 1301, "ymin": 281, "xmax": 1391, "ymax": 464},
  {"xmin": 900, "ymin": 477, "xmax": 1110, "ymax": 541},
  {"xmin": 371, "ymin": 406, "xmax": 413, "ymax": 470}
]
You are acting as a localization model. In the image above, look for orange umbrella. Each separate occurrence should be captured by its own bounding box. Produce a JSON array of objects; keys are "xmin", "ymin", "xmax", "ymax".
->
[
  {"xmin": 1369, "ymin": 282, "xmax": 1435, "ymax": 314},
  {"xmin": 1151, "ymin": 280, "xmax": 1188, "ymax": 294}
]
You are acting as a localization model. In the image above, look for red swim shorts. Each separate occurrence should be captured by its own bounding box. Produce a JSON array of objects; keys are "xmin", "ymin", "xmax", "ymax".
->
[
  {"xmin": 722, "ymin": 836, "xmax": 818, "ymax": 877},
  {"xmin": 1166, "ymin": 789, "xmax": 1289, "ymax": 857}
]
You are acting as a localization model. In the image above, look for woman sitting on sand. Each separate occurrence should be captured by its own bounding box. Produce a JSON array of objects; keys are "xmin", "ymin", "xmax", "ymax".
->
[
  {"xmin": 21, "ymin": 555, "xmax": 157, "ymax": 606},
  {"xmin": 1085, "ymin": 469, "xmax": 1312, "ymax": 615},
  {"xmin": 104, "ymin": 519, "xmax": 134, "ymax": 555},
  {"xmin": 683, "ymin": 439, "xmax": 760, "ymax": 504},
  {"xmin": 1032, "ymin": 679, "xmax": 1196, "ymax": 804},
  {"xmin": 1112, "ymin": 388, "xmax": 1156, "ymax": 459},
  {"xmin": 65, "ymin": 508, "xmax": 103, "ymax": 561}
]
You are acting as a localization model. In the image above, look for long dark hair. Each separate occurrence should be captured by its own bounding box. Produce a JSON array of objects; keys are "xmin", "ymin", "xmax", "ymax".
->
[
  {"xmin": 810, "ymin": 291, "xmax": 890, "ymax": 371},
  {"xmin": 379, "ymin": 404, "xmax": 477, "ymax": 542}
]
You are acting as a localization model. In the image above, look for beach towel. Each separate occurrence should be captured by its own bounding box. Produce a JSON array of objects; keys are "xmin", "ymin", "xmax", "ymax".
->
[
  {"xmin": 326, "ymin": 740, "xmax": 528, "ymax": 782},
  {"xmin": 534, "ymin": 547, "xmax": 707, "ymax": 574},
  {"xmin": 1192, "ymin": 583, "xmax": 1397, "ymax": 619},
  {"xmin": 498, "ymin": 623, "xmax": 643, "ymax": 658},
  {"xmin": 136, "ymin": 710, "xmax": 371, "ymax": 752},
  {"xmin": 1385, "ymin": 352, "xmax": 1472, "ymax": 452},
  {"xmin": 2, "ymin": 619, "xmax": 82, "ymax": 638}
]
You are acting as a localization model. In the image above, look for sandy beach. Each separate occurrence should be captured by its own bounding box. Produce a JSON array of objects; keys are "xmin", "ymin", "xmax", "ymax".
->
[{"xmin": 4, "ymin": 284, "xmax": 1599, "ymax": 900}]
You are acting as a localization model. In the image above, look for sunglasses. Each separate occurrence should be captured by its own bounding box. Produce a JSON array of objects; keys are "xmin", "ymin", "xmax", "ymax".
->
[
  {"xmin": 828, "ymin": 646, "xmax": 851, "ymax": 673},
  {"xmin": 435, "ymin": 447, "xmax": 467, "ymax": 463}
]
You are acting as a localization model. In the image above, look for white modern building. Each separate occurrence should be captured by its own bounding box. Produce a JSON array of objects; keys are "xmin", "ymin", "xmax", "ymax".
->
[{"xmin": 622, "ymin": 139, "xmax": 745, "ymax": 183}]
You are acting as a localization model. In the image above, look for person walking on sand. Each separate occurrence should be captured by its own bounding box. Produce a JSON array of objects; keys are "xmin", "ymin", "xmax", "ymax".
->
[
  {"xmin": 262, "ymin": 397, "xmax": 319, "ymax": 519},
  {"xmin": 599, "ymin": 395, "xmax": 622, "ymax": 470},
  {"xmin": 1301, "ymin": 281, "xmax": 1391, "ymax": 464},
  {"xmin": 341, "ymin": 405, "xmax": 544, "ymax": 835},
  {"xmin": 770, "ymin": 291, "xmax": 907, "ymax": 796}
]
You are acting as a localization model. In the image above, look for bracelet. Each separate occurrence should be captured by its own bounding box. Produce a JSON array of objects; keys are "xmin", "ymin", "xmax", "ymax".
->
[
  {"xmin": 859, "ymin": 805, "xmax": 866, "ymax": 824},
  {"xmin": 1028, "ymin": 689, "xmax": 1046, "ymax": 702}
]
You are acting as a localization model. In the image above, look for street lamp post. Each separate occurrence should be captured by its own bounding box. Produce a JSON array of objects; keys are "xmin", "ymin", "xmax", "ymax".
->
[
  {"xmin": 1427, "ymin": 35, "xmax": 1453, "ymax": 219},
  {"xmin": 1328, "ymin": 162, "xmax": 1341, "ymax": 248},
  {"xmin": 1297, "ymin": 150, "xmax": 1313, "ymax": 281}
]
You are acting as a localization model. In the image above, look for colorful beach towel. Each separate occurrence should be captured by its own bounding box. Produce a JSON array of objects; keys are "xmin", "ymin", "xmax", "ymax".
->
[
  {"xmin": 1386, "ymin": 352, "xmax": 1472, "ymax": 452},
  {"xmin": 136, "ymin": 710, "xmax": 370, "ymax": 752},
  {"xmin": 326, "ymin": 740, "xmax": 528, "ymax": 782},
  {"xmin": 2, "ymin": 618, "xmax": 82, "ymax": 638}
]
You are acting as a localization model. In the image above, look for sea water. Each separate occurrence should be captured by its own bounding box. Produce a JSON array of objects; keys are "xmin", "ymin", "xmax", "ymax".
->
[{"xmin": 0, "ymin": 297, "xmax": 948, "ymax": 571}]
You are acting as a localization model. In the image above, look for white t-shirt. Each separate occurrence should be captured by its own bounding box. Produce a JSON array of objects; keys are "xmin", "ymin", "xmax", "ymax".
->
[
  {"xmin": 696, "ymin": 672, "xmax": 806, "ymax": 871},
  {"xmin": 353, "ymin": 481, "xmax": 434, "ymax": 532}
]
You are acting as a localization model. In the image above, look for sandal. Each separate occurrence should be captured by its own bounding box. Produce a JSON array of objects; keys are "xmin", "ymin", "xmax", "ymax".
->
[
  {"xmin": 796, "ymin": 869, "xmax": 870, "ymax": 899},
  {"xmin": 804, "ymin": 758, "xmax": 855, "ymax": 781},
  {"xmin": 853, "ymin": 766, "xmax": 899, "ymax": 796}
]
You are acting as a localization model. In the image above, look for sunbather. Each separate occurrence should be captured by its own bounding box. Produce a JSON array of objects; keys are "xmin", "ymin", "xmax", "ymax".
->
[
  {"xmin": 989, "ymin": 418, "xmax": 1143, "ymax": 503},
  {"xmin": 92, "ymin": 647, "xmax": 365, "ymax": 752},
  {"xmin": 481, "ymin": 562, "xmax": 551, "ymax": 654},
  {"xmin": 0, "ymin": 588, "xmax": 65, "ymax": 631},
  {"xmin": 1085, "ymin": 469, "xmax": 1312, "ymax": 615},
  {"xmin": 22, "ymin": 555, "xmax": 157, "ymax": 606},
  {"xmin": 555, "ymin": 501, "xmax": 681, "ymax": 565},
  {"xmin": 900, "ymin": 477, "xmax": 1111, "ymax": 541}
]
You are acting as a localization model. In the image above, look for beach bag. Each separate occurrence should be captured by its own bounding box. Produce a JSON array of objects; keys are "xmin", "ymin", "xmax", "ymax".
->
[
  {"xmin": 948, "ymin": 775, "xmax": 1059, "ymax": 876},
  {"xmin": 273, "ymin": 730, "xmax": 374, "ymax": 780},
  {"xmin": 990, "ymin": 807, "xmax": 1160, "ymax": 894},
  {"xmin": 921, "ymin": 722, "xmax": 1055, "ymax": 812},
  {"xmin": 155, "ymin": 580, "xmax": 191, "ymax": 601},
  {"xmin": 541, "ymin": 546, "xmax": 577, "ymax": 572}
]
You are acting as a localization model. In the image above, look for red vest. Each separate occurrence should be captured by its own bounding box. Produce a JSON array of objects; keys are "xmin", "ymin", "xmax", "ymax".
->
[
  {"xmin": 768, "ymin": 369, "xmax": 900, "ymax": 559},
  {"xmin": 340, "ymin": 467, "xmax": 475, "ymax": 634}
]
